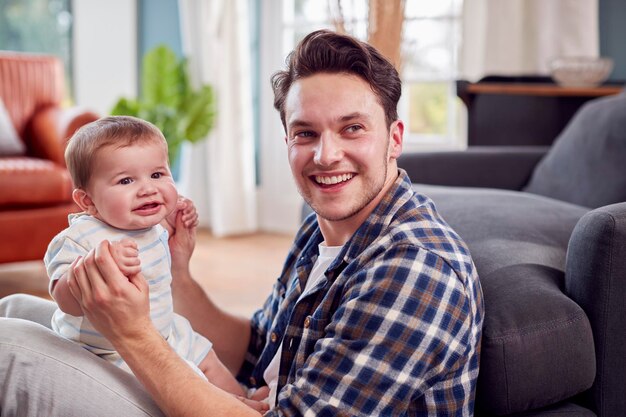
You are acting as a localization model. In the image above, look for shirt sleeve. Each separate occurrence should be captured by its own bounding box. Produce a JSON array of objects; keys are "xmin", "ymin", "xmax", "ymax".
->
[
  {"xmin": 268, "ymin": 244, "xmax": 475, "ymax": 416},
  {"xmin": 43, "ymin": 234, "xmax": 89, "ymax": 294}
]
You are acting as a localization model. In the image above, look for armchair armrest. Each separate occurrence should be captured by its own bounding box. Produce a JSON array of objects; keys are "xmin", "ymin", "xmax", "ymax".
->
[
  {"xmin": 566, "ymin": 202, "xmax": 626, "ymax": 416},
  {"xmin": 397, "ymin": 146, "xmax": 549, "ymax": 190},
  {"xmin": 26, "ymin": 106, "xmax": 99, "ymax": 166}
]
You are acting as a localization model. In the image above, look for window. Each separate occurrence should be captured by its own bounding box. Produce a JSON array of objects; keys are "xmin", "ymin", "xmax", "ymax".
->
[
  {"xmin": 0, "ymin": 0, "xmax": 73, "ymax": 97},
  {"xmin": 279, "ymin": 0, "xmax": 465, "ymax": 149}
]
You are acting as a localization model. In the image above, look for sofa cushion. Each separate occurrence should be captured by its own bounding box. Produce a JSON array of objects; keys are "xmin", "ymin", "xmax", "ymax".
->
[
  {"xmin": 416, "ymin": 184, "xmax": 596, "ymax": 415},
  {"xmin": 523, "ymin": 92, "xmax": 626, "ymax": 208},
  {"xmin": 0, "ymin": 157, "xmax": 73, "ymax": 206}
]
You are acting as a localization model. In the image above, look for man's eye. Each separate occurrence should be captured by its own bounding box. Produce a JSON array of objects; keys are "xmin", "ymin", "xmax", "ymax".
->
[
  {"xmin": 151, "ymin": 172, "xmax": 162, "ymax": 179},
  {"xmin": 345, "ymin": 125, "xmax": 363, "ymax": 133},
  {"xmin": 119, "ymin": 177, "xmax": 133, "ymax": 185},
  {"xmin": 294, "ymin": 131, "xmax": 315, "ymax": 139}
]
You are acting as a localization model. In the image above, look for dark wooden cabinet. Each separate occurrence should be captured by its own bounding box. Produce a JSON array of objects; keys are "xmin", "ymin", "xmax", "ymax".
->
[{"xmin": 457, "ymin": 76, "xmax": 624, "ymax": 147}]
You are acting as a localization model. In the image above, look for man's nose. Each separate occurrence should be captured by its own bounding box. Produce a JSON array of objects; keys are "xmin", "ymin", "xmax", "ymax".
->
[{"xmin": 313, "ymin": 133, "xmax": 342, "ymax": 166}]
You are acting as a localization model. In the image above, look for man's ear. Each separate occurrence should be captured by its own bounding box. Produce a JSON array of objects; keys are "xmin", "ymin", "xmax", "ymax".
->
[
  {"xmin": 72, "ymin": 189, "xmax": 98, "ymax": 216},
  {"xmin": 388, "ymin": 119, "xmax": 404, "ymax": 160}
]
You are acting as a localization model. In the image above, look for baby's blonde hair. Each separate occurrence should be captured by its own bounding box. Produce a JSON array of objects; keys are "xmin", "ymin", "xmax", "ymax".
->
[{"xmin": 65, "ymin": 115, "xmax": 167, "ymax": 189}]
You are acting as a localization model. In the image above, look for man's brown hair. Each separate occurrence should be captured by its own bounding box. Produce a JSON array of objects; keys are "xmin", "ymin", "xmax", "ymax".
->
[{"xmin": 271, "ymin": 29, "xmax": 402, "ymax": 131}]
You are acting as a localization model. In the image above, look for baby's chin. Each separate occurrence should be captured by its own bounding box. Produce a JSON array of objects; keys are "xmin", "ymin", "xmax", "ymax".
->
[{"xmin": 109, "ymin": 218, "xmax": 165, "ymax": 231}]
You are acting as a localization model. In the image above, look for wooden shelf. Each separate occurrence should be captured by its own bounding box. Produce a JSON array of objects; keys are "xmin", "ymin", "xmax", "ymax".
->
[
  {"xmin": 456, "ymin": 77, "xmax": 625, "ymax": 146},
  {"xmin": 465, "ymin": 82, "xmax": 624, "ymax": 97}
]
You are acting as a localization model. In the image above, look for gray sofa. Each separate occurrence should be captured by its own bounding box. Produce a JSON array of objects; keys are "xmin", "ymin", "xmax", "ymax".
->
[{"xmin": 397, "ymin": 92, "xmax": 626, "ymax": 416}]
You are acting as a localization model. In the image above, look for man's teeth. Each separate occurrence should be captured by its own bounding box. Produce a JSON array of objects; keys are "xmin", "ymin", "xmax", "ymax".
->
[{"xmin": 315, "ymin": 173, "xmax": 353, "ymax": 185}]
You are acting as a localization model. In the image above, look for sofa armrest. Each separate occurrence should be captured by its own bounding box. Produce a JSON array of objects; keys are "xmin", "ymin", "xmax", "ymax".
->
[
  {"xmin": 26, "ymin": 106, "xmax": 99, "ymax": 166},
  {"xmin": 566, "ymin": 202, "xmax": 626, "ymax": 416},
  {"xmin": 397, "ymin": 146, "xmax": 549, "ymax": 190}
]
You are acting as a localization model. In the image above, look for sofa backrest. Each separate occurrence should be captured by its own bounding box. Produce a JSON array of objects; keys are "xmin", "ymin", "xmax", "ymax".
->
[
  {"xmin": 523, "ymin": 92, "xmax": 626, "ymax": 208},
  {"xmin": 0, "ymin": 52, "xmax": 64, "ymax": 140}
]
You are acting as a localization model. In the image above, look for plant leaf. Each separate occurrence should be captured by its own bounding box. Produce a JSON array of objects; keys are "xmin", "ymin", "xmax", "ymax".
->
[
  {"xmin": 177, "ymin": 58, "xmax": 192, "ymax": 101},
  {"xmin": 109, "ymin": 44, "xmax": 217, "ymax": 166},
  {"xmin": 182, "ymin": 85, "xmax": 217, "ymax": 142},
  {"xmin": 142, "ymin": 45, "xmax": 181, "ymax": 109},
  {"xmin": 110, "ymin": 98, "xmax": 140, "ymax": 116}
]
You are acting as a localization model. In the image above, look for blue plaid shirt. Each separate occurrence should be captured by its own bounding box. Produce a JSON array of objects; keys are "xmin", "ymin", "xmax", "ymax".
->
[{"xmin": 239, "ymin": 170, "xmax": 484, "ymax": 416}]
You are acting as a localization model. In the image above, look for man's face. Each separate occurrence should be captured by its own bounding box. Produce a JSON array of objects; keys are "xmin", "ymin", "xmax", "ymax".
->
[{"xmin": 284, "ymin": 72, "xmax": 403, "ymax": 230}]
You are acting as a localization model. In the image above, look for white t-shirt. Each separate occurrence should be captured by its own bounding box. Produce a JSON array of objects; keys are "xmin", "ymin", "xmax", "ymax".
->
[{"xmin": 263, "ymin": 242, "xmax": 344, "ymax": 408}]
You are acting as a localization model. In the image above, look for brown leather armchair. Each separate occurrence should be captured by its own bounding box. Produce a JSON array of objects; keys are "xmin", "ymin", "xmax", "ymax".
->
[{"xmin": 0, "ymin": 52, "xmax": 99, "ymax": 264}]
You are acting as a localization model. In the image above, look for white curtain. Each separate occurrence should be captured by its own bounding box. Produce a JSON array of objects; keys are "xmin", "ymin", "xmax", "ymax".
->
[
  {"xmin": 461, "ymin": 0, "xmax": 599, "ymax": 81},
  {"xmin": 177, "ymin": 0, "xmax": 257, "ymax": 236}
]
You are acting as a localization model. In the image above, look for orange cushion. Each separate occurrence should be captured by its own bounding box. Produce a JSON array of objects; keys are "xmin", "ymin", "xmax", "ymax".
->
[{"xmin": 0, "ymin": 157, "xmax": 73, "ymax": 206}]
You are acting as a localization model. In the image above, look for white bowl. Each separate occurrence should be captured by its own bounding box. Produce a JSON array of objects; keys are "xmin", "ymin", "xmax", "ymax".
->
[{"xmin": 549, "ymin": 57, "xmax": 614, "ymax": 87}]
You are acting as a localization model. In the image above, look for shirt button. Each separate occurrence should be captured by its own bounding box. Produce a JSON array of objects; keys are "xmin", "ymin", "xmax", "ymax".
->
[
  {"xmin": 304, "ymin": 317, "xmax": 311, "ymax": 328},
  {"xmin": 270, "ymin": 332, "xmax": 278, "ymax": 343},
  {"xmin": 249, "ymin": 376, "xmax": 256, "ymax": 386}
]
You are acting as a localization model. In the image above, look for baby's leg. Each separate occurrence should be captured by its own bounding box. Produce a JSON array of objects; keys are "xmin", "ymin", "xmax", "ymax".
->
[{"xmin": 198, "ymin": 349, "xmax": 245, "ymax": 396}]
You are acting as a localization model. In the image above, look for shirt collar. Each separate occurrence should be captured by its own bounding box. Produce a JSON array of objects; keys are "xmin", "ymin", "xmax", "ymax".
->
[
  {"xmin": 295, "ymin": 169, "xmax": 416, "ymax": 279},
  {"xmin": 297, "ymin": 169, "xmax": 413, "ymax": 274},
  {"xmin": 338, "ymin": 169, "xmax": 414, "ymax": 266}
]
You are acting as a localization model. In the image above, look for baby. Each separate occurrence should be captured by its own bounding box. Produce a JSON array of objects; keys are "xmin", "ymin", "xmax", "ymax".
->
[{"xmin": 45, "ymin": 115, "xmax": 243, "ymax": 396}]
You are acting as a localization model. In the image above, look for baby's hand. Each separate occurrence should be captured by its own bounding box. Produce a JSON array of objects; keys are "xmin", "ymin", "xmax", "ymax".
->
[
  {"xmin": 109, "ymin": 238, "xmax": 141, "ymax": 277},
  {"xmin": 163, "ymin": 197, "xmax": 198, "ymax": 272},
  {"xmin": 164, "ymin": 196, "xmax": 199, "ymax": 232},
  {"xmin": 178, "ymin": 197, "xmax": 199, "ymax": 229}
]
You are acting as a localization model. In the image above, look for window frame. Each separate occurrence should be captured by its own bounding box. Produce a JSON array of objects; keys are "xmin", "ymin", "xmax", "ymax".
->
[{"xmin": 277, "ymin": 0, "xmax": 466, "ymax": 151}]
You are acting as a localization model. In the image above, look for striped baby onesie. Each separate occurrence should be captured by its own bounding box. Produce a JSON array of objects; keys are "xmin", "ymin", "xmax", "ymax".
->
[{"xmin": 44, "ymin": 213, "xmax": 212, "ymax": 377}]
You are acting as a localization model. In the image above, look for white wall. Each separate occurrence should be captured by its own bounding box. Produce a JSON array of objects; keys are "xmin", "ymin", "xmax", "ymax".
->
[{"xmin": 72, "ymin": 0, "xmax": 138, "ymax": 115}]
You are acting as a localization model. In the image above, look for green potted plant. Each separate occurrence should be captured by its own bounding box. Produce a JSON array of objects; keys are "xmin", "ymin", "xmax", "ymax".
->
[{"xmin": 111, "ymin": 44, "xmax": 216, "ymax": 173}]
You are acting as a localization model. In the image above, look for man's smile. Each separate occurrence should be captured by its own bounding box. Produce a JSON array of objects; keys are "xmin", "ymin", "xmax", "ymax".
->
[{"xmin": 312, "ymin": 173, "xmax": 355, "ymax": 186}]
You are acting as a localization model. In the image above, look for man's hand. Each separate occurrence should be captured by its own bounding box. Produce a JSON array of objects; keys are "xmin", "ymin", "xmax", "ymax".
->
[
  {"xmin": 67, "ymin": 240, "xmax": 153, "ymax": 343},
  {"xmin": 67, "ymin": 241, "xmax": 263, "ymax": 417},
  {"xmin": 110, "ymin": 238, "xmax": 141, "ymax": 277},
  {"xmin": 243, "ymin": 386, "xmax": 270, "ymax": 413},
  {"xmin": 235, "ymin": 391, "xmax": 270, "ymax": 414},
  {"xmin": 163, "ymin": 197, "xmax": 199, "ymax": 275}
]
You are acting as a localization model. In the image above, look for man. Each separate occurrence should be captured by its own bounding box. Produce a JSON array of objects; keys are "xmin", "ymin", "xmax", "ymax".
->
[{"xmin": 0, "ymin": 30, "xmax": 483, "ymax": 416}]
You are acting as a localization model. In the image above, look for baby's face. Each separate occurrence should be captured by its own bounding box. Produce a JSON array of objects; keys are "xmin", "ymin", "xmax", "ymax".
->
[{"xmin": 85, "ymin": 140, "xmax": 178, "ymax": 230}]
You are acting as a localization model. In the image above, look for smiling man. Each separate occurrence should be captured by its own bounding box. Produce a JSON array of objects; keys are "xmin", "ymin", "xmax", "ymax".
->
[
  {"xmin": 283, "ymin": 72, "xmax": 402, "ymax": 246},
  {"xmin": 0, "ymin": 30, "xmax": 483, "ymax": 416}
]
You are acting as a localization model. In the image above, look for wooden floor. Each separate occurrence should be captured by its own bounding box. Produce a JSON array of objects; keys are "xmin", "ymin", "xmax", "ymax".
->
[
  {"xmin": 0, "ymin": 230, "xmax": 294, "ymax": 317},
  {"xmin": 189, "ymin": 230, "xmax": 294, "ymax": 316}
]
